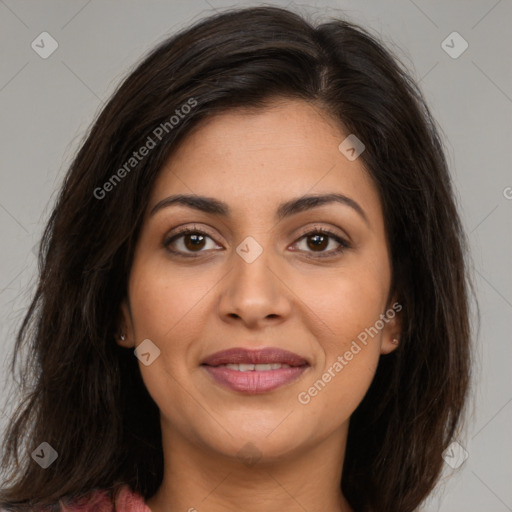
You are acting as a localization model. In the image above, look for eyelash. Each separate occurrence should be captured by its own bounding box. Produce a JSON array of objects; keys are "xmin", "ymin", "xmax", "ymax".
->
[{"xmin": 163, "ymin": 225, "xmax": 350, "ymax": 259}]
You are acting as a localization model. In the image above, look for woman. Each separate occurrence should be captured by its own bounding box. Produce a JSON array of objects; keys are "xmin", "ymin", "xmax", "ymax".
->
[{"xmin": 0, "ymin": 6, "xmax": 473, "ymax": 512}]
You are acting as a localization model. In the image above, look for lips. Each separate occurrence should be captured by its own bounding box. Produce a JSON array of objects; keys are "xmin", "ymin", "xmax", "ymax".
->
[
  {"xmin": 201, "ymin": 347, "xmax": 309, "ymax": 367},
  {"xmin": 201, "ymin": 347, "xmax": 309, "ymax": 394}
]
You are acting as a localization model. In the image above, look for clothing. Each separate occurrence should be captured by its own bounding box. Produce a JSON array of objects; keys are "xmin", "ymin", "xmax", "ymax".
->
[{"xmin": 59, "ymin": 485, "xmax": 151, "ymax": 512}]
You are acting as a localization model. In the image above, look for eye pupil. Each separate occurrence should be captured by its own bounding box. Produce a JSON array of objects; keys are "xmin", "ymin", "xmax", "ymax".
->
[
  {"xmin": 307, "ymin": 234, "xmax": 328, "ymax": 251},
  {"xmin": 184, "ymin": 233, "xmax": 206, "ymax": 251},
  {"xmin": 166, "ymin": 228, "xmax": 345, "ymax": 258}
]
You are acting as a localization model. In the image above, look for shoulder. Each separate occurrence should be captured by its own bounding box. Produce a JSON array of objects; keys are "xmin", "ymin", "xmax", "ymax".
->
[
  {"xmin": 113, "ymin": 485, "xmax": 151, "ymax": 512},
  {"xmin": 59, "ymin": 485, "xmax": 151, "ymax": 512}
]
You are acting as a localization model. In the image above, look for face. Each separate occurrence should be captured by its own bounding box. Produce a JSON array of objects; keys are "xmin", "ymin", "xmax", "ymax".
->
[{"xmin": 118, "ymin": 98, "xmax": 401, "ymax": 463}]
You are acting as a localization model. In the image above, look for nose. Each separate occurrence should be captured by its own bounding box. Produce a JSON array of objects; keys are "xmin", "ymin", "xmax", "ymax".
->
[{"xmin": 217, "ymin": 243, "xmax": 292, "ymax": 329}]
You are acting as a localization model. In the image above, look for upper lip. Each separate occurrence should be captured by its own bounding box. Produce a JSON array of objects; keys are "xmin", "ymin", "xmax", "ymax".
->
[{"xmin": 201, "ymin": 347, "xmax": 309, "ymax": 367}]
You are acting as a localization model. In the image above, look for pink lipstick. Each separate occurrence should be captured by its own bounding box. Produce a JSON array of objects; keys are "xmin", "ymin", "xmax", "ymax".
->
[{"xmin": 201, "ymin": 347, "xmax": 309, "ymax": 394}]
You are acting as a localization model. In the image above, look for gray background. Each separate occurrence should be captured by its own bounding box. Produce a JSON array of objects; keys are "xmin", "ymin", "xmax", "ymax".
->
[{"xmin": 0, "ymin": 1, "xmax": 511, "ymax": 510}]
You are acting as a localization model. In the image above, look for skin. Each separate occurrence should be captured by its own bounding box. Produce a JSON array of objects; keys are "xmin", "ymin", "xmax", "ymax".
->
[{"xmin": 117, "ymin": 98, "xmax": 401, "ymax": 512}]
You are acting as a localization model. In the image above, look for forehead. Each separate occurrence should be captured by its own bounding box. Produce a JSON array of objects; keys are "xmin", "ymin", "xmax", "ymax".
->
[{"xmin": 148, "ymin": 98, "xmax": 381, "ymax": 224}]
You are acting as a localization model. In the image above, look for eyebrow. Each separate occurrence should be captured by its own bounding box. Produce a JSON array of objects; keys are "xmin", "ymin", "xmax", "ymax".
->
[{"xmin": 149, "ymin": 193, "xmax": 369, "ymax": 225}]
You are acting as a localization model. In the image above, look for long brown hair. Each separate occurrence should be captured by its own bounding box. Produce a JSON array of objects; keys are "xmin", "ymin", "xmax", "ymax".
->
[{"xmin": 0, "ymin": 6, "xmax": 474, "ymax": 512}]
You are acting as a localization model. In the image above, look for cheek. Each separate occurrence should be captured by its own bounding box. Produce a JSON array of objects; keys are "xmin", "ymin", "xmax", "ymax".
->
[
  {"xmin": 306, "ymin": 262, "xmax": 389, "ymax": 347},
  {"xmin": 306, "ymin": 350, "xmax": 380, "ymax": 424},
  {"xmin": 129, "ymin": 258, "xmax": 216, "ymax": 341},
  {"xmin": 297, "ymin": 264, "xmax": 387, "ymax": 412},
  {"xmin": 127, "ymin": 260, "xmax": 220, "ymax": 416}
]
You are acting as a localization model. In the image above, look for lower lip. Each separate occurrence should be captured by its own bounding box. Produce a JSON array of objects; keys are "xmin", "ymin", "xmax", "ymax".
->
[{"xmin": 202, "ymin": 365, "xmax": 308, "ymax": 394}]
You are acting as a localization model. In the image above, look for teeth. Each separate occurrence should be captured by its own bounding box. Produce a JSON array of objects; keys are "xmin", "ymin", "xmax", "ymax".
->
[{"xmin": 219, "ymin": 363, "xmax": 292, "ymax": 371}]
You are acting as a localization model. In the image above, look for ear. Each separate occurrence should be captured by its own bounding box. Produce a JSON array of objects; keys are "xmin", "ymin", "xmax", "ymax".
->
[
  {"xmin": 380, "ymin": 299, "xmax": 403, "ymax": 355},
  {"xmin": 115, "ymin": 296, "xmax": 135, "ymax": 348}
]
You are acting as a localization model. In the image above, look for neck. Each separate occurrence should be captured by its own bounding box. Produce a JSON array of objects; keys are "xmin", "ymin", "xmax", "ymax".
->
[{"xmin": 146, "ymin": 419, "xmax": 354, "ymax": 512}]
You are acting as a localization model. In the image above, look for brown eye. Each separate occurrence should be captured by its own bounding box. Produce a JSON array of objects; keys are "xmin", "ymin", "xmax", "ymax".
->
[
  {"xmin": 164, "ymin": 226, "xmax": 350, "ymax": 259},
  {"xmin": 182, "ymin": 233, "xmax": 207, "ymax": 251},
  {"xmin": 164, "ymin": 228, "xmax": 220, "ymax": 256},
  {"xmin": 294, "ymin": 229, "xmax": 350, "ymax": 258},
  {"xmin": 305, "ymin": 233, "xmax": 329, "ymax": 251}
]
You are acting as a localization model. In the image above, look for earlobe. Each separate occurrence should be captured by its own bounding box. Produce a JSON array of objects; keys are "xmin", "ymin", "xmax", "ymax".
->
[
  {"xmin": 115, "ymin": 297, "xmax": 135, "ymax": 348},
  {"xmin": 381, "ymin": 337, "xmax": 400, "ymax": 355},
  {"xmin": 380, "ymin": 335, "xmax": 400, "ymax": 355},
  {"xmin": 380, "ymin": 298, "xmax": 402, "ymax": 355}
]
